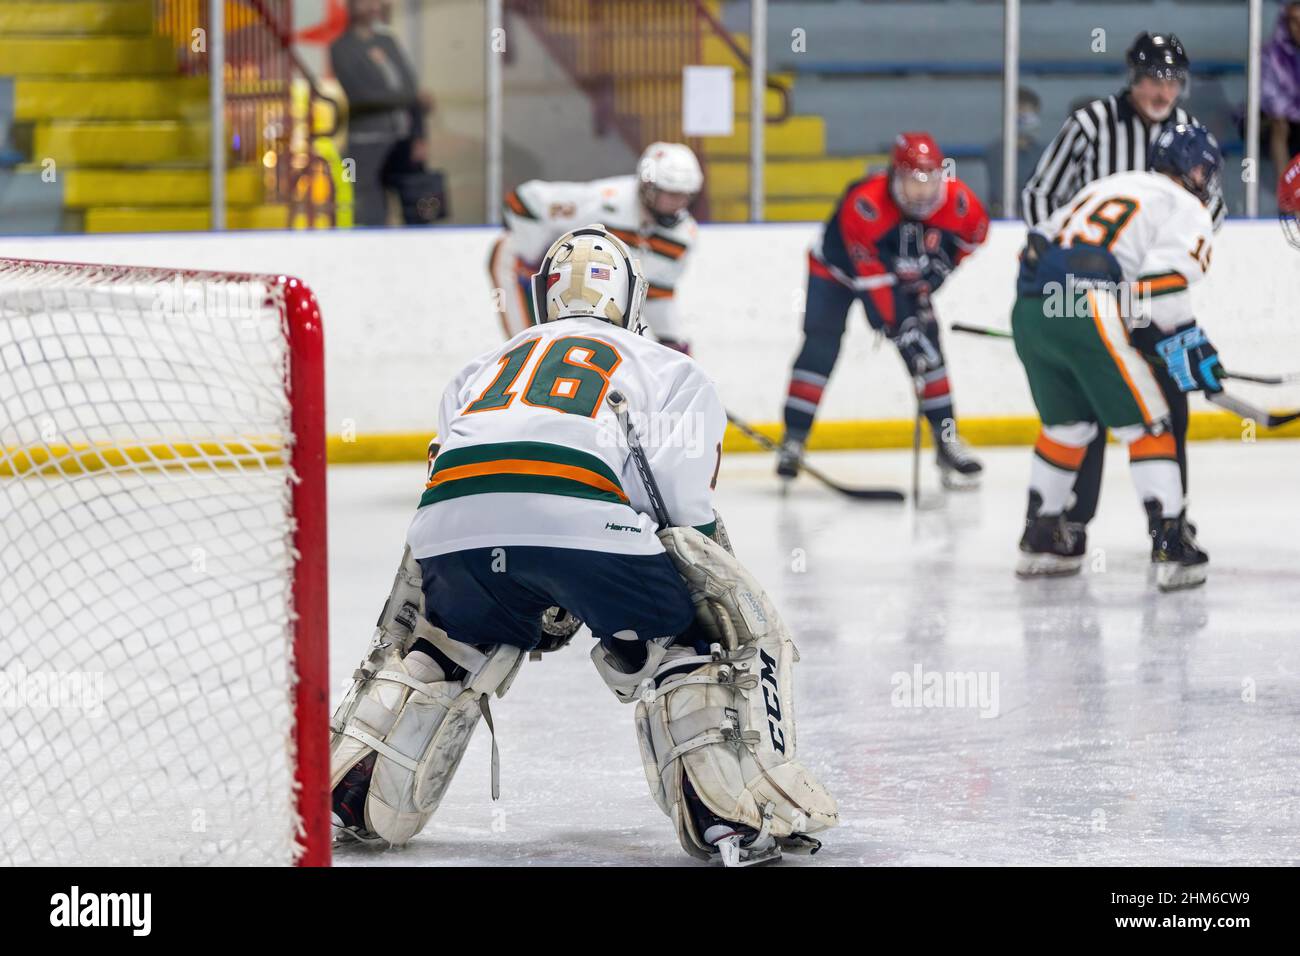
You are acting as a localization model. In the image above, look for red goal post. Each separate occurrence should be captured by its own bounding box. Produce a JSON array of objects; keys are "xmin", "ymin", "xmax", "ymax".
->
[{"xmin": 0, "ymin": 259, "xmax": 330, "ymax": 866}]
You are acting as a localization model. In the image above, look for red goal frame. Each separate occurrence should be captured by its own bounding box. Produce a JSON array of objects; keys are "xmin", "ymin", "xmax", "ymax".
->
[
  {"xmin": 0, "ymin": 260, "xmax": 331, "ymax": 866},
  {"xmin": 283, "ymin": 275, "xmax": 331, "ymax": 867}
]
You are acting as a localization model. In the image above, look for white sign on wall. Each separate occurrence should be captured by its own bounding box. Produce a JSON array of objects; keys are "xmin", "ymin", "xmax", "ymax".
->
[{"xmin": 682, "ymin": 65, "xmax": 734, "ymax": 137}]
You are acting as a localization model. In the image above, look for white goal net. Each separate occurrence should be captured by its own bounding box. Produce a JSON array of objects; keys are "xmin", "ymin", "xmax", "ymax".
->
[{"xmin": 0, "ymin": 259, "xmax": 329, "ymax": 866}]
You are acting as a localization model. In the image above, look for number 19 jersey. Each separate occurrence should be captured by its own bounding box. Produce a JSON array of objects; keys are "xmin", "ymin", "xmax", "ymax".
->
[
  {"xmin": 407, "ymin": 315, "xmax": 727, "ymax": 559},
  {"xmin": 1036, "ymin": 170, "xmax": 1215, "ymax": 334}
]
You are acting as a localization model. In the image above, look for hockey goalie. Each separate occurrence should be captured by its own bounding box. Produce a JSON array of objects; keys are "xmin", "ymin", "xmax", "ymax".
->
[{"xmin": 330, "ymin": 225, "xmax": 838, "ymax": 866}]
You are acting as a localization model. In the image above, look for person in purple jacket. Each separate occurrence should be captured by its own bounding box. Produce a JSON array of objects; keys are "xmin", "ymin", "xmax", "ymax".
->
[{"xmin": 1262, "ymin": 2, "xmax": 1300, "ymax": 189}]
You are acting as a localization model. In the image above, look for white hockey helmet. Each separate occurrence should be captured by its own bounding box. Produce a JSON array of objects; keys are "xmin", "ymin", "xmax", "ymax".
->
[
  {"xmin": 637, "ymin": 142, "xmax": 703, "ymax": 224},
  {"xmin": 530, "ymin": 224, "xmax": 649, "ymax": 331}
]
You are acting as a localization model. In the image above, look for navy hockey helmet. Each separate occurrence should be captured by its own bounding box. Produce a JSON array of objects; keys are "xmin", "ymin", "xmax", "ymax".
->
[{"xmin": 1149, "ymin": 123, "xmax": 1222, "ymax": 206}]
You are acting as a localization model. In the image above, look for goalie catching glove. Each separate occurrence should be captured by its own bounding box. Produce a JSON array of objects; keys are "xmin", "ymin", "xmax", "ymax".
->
[{"xmin": 594, "ymin": 526, "xmax": 839, "ymax": 866}]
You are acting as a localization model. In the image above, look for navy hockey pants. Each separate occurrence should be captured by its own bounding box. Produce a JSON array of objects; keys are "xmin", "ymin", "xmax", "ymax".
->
[{"xmin": 417, "ymin": 546, "xmax": 695, "ymax": 654}]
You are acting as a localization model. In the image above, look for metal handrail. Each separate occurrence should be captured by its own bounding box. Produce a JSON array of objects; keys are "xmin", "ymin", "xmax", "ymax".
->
[
  {"xmin": 688, "ymin": 0, "xmax": 790, "ymax": 124},
  {"xmin": 244, "ymin": 0, "xmax": 341, "ymax": 138},
  {"xmin": 153, "ymin": 1, "xmax": 337, "ymax": 226}
]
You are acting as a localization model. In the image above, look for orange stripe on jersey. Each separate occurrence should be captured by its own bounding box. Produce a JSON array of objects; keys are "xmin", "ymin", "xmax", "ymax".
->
[
  {"xmin": 1129, "ymin": 432, "xmax": 1177, "ymax": 462},
  {"xmin": 607, "ymin": 227, "xmax": 641, "ymax": 248},
  {"xmin": 646, "ymin": 284, "xmax": 674, "ymax": 300},
  {"xmin": 504, "ymin": 190, "xmax": 533, "ymax": 218},
  {"xmin": 426, "ymin": 459, "xmax": 629, "ymax": 502},
  {"xmin": 1136, "ymin": 272, "xmax": 1189, "ymax": 297},
  {"xmin": 1034, "ymin": 431, "xmax": 1088, "ymax": 470},
  {"xmin": 647, "ymin": 235, "xmax": 687, "ymax": 260}
]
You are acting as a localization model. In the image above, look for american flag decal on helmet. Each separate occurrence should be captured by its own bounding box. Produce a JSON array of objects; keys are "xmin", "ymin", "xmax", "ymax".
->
[{"xmin": 590, "ymin": 266, "xmax": 610, "ymax": 279}]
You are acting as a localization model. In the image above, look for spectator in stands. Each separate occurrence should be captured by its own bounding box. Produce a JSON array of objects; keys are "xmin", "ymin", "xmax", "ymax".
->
[
  {"xmin": 331, "ymin": 0, "xmax": 434, "ymax": 226},
  {"xmin": 984, "ymin": 86, "xmax": 1044, "ymax": 218},
  {"xmin": 1262, "ymin": 1, "xmax": 1300, "ymax": 186}
]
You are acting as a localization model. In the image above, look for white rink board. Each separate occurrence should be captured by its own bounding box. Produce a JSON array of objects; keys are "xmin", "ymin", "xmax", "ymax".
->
[{"xmin": 2, "ymin": 220, "xmax": 1297, "ymax": 438}]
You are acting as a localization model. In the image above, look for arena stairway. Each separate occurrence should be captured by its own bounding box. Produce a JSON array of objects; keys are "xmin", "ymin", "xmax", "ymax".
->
[
  {"xmin": 697, "ymin": 32, "xmax": 886, "ymax": 222},
  {"xmin": 0, "ymin": 0, "xmax": 287, "ymax": 232},
  {"xmin": 521, "ymin": 0, "xmax": 882, "ymax": 223}
]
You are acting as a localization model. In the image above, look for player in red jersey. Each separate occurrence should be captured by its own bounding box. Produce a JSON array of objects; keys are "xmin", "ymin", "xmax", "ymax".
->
[
  {"xmin": 777, "ymin": 132, "xmax": 990, "ymax": 487},
  {"xmin": 1281, "ymin": 152, "xmax": 1300, "ymax": 248}
]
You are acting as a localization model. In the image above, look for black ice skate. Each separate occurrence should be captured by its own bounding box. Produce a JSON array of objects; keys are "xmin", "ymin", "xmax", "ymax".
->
[
  {"xmin": 331, "ymin": 752, "xmax": 385, "ymax": 846},
  {"xmin": 1064, "ymin": 521, "xmax": 1089, "ymax": 557},
  {"xmin": 935, "ymin": 431, "xmax": 982, "ymax": 490},
  {"xmin": 1016, "ymin": 493, "xmax": 1084, "ymax": 577},
  {"xmin": 775, "ymin": 434, "xmax": 805, "ymax": 480},
  {"xmin": 683, "ymin": 776, "xmax": 781, "ymax": 867},
  {"xmin": 1147, "ymin": 502, "xmax": 1200, "ymax": 559},
  {"xmin": 1147, "ymin": 502, "xmax": 1208, "ymax": 591}
]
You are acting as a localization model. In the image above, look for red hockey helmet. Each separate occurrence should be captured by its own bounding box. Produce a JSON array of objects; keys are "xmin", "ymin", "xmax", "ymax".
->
[{"xmin": 890, "ymin": 132, "xmax": 947, "ymax": 220}]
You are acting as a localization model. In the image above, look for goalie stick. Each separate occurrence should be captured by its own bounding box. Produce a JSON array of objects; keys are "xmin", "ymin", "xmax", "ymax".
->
[
  {"xmin": 724, "ymin": 410, "xmax": 906, "ymax": 502},
  {"xmin": 947, "ymin": 323, "xmax": 1300, "ymax": 427},
  {"xmin": 607, "ymin": 390, "xmax": 673, "ymax": 527}
]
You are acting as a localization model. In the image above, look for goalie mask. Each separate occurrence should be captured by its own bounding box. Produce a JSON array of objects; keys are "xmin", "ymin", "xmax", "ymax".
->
[{"xmin": 530, "ymin": 225, "xmax": 649, "ymax": 332}]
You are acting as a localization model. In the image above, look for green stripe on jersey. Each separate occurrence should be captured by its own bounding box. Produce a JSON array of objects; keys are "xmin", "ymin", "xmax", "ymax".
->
[
  {"xmin": 431, "ymin": 441, "xmax": 622, "ymax": 487},
  {"xmin": 419, "ymin": 472, "xmax": 628, "ymax": 508}
]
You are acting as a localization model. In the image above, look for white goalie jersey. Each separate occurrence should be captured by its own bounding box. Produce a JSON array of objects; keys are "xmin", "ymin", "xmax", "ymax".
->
[
  {"xmin": 489, "ymin": 175, "xmax": 698, "ymax": 347},
  {"xmin": 407, "ymin": 314, "xmax": 726, "ymax": 561},
  {"xmin": 1034, "ymin": 169, "xmax": 1215, "ymax": 334}
]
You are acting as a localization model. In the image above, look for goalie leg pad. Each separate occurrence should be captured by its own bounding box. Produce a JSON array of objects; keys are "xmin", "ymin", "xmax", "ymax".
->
[
  {"xmin": 366, "ymin": 635, "xmax": 522, "ymax": 845},
  {"xmin": 635, "ymin": 527, "xmax": 839, "ymax": 861},
  {"xmin": 331, "ymin": 619, "xmax": 523, "ymax": 846}
]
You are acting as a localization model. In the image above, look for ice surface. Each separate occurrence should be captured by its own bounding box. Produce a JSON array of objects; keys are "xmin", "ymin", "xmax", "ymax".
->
[{"xmin": 328, "ymin": 441, "xmax": 1300, "ymax": 866}]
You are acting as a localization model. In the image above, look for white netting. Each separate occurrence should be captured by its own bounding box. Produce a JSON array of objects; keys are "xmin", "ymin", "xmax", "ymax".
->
[{"xmin": 0, "ymin": 262, "xmax": 303, "ymax": 865}]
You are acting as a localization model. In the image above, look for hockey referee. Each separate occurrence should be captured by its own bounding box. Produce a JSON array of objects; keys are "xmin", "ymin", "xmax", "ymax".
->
[{"xmin": 1019, "ymin": 32, "xmax": 1224, "ymax": 556}]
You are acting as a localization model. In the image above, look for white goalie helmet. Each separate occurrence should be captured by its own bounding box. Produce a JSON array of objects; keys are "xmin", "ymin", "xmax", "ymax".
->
[
  {"xmin": 637, "ymin": 142, "xmax": 704, "ymax": 224},
  {"xmin": 530, "ymin": 224, "xmax": 649, "ymax": 331}
]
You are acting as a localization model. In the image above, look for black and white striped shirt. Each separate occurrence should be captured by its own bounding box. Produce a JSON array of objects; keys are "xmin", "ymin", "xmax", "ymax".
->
[{"xmin": 1021, "ymin": 90, "xmax": 1226, "ymax": 230}]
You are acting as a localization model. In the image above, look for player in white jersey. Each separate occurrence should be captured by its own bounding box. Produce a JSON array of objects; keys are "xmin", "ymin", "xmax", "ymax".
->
[
  {"xmin": 1010, "ymin": 124, "xmax": 1225, "ymax": 590},
  {"xmin": 329, "ymin": 225, "xmax": 837, "ymax": 866},
  {"xmin": 489, "ymin": 142, "xmax": 702, "ymax": 352}
]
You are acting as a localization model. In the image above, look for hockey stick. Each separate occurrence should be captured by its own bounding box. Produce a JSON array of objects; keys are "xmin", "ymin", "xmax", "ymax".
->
[
  {"xmin": 1207, "ymin": 392, "xmax": 1300, "ymax": 428},
  {"xmin": 951, "ymin": 322, "xmax": 1300, "ymax": 386},
  {"xmin": 949, "ymin": 321, "xmax": 1013, "ymax": 339},
  {"xmin": 949, "ymin": 323, "xmax": 1300, "ymax": 426},
  {"xmin": 911, "ymin": 375, "xmax": 924, "ymax": 503},
  {"xmin": 607, "ymin": 390, "xmax": 674, "ymax": 527},
  {"xmin": 724, "ymin": 410, "xmax": 906, "ymax": 502},
  {"xmin": 1220, "ymin": 370, "xmax": 1300, "ymax": 386}
]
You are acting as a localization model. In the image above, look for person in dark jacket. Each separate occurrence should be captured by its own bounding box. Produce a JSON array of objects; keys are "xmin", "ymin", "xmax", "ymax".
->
[{"xmin": 330, "ymin": 0, "xmax": 433, "ymax": 226}]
